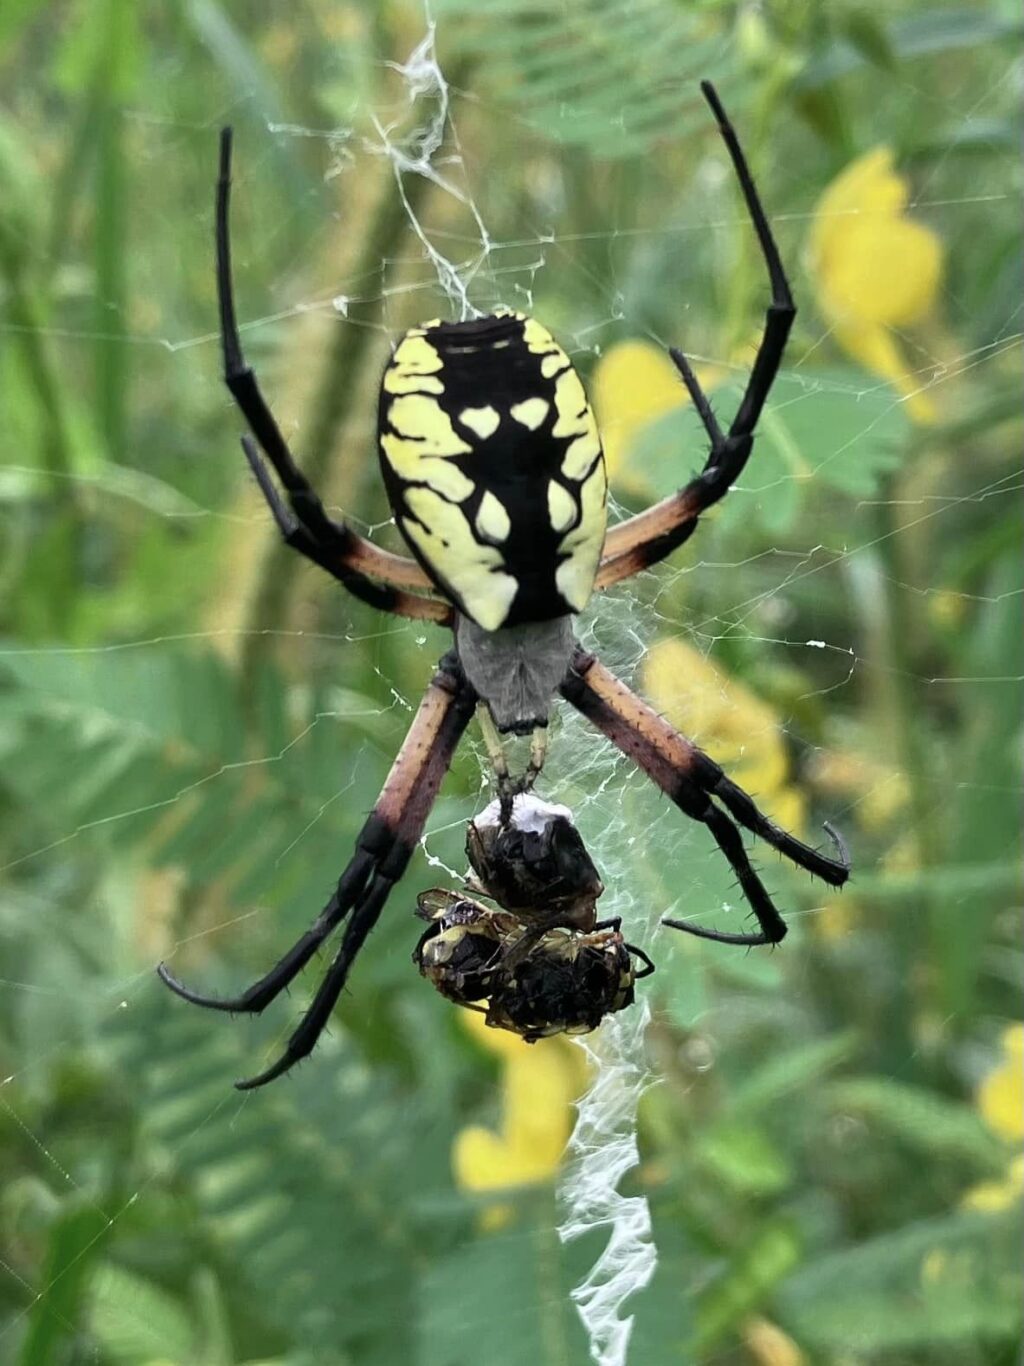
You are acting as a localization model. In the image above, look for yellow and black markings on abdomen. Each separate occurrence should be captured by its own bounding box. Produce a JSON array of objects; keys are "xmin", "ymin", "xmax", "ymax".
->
[{"xmin": 378, "ymin": 309, "xmax": 607, "ymax": 632}]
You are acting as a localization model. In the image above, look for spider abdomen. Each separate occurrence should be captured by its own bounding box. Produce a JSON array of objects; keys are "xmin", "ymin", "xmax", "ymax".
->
[{"xmin": 378, "ymin": 309, "xmax": 607, "ymax": 631}]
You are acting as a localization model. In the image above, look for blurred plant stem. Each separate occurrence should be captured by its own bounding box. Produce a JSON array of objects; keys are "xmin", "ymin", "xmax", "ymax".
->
[
  {"xmin": 94, "ymin": 97, "xmax": 126, "ymax": 466},
  {"xmin": 0, "ymin": 244, "xmax": 76, "ymax": 500},
  {"xmin": 843, "ymin": 498, "xmax": 940, "ymax": 1065},
  {"xmin": 238, "ymin": 162, "xmax": 427, "ymax": 677},
  {"xmin": 93, "ymin": 0, "xmax": 137, "ymax": 466},
  {"xmin": 0, "ymin": 201, "xmax": 81, "ymax": 635},
  {"xmin": 875, "ymin": 498, "xmax": 945, "ymax": 874}
]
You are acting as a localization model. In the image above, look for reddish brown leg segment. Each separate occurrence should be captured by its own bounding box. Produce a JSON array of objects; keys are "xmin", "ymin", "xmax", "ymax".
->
[
  {"xmin": 158, "ymin": 654, "xmax": 477, "ymax": 1087},
  {"xmin": 559, "ymin": 649, "xmax": 848, "ymax": 945}
]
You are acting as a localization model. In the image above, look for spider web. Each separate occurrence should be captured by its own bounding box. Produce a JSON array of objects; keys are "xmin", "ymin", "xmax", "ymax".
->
[{"xmin": 0, "ymin": 6, "xmax": 1021, "ymax": 1364}]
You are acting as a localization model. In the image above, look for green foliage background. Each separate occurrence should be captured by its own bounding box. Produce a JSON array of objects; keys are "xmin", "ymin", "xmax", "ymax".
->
[{"xmin": 1, "ymin": 2, "xmax": 1021, "ymax": 1363}]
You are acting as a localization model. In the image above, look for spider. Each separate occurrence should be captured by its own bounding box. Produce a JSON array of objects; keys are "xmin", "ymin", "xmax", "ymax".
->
[{"xmin": 158, "ymin": 81, "xmax": 850, "ymax": 1089}]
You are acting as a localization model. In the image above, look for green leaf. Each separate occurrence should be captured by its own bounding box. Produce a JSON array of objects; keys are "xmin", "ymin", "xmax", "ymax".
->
[
  {"xmin": 841, "ymin": 8, "xmax": 898, "ymax": 71},
  {"xmin": 434, "ymin": 0, "xmax": 732, "ymax": 156},
  {"xmin": 88, "ymin": 1261, "xmax": 196, "ymax": 1364},
  {"xmin": 796, "ymin": 8, "xmax": 1024, "ymax": 89},
  {"xmin": 694, "ymin": 1220, "xmax": 802, "ymax": 1349},
  {"xmin": 620, "ymin": 369, "xmax": 907, "ymax": 535},
  {"xmin": 779, "ymin": 1208, "xmax": 1023, "ymax": 1350},
  {"xmin": 418, "ymin": 1223, "xmax": 591, "ymax": 1366},
  {"xmin": 821, "ymin": 1077, "xmax": 1007, "ymax": 1167},
  {"xmin": 19, "ymin": 1206, "xmax": 111, "ymax": 1366},
  {"xmin": 0, "ymin": 0, "xmax": 46, "ymax": 48},
  {"xmin": 697, "ymin": 1121, "xmax": 792, "ymax": 1196},
  {"xmin": 730, "ymin": 1032, "xmax": 857, "ymax": 1114}
]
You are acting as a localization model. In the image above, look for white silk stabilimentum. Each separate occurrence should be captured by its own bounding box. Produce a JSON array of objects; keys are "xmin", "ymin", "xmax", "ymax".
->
[{"xmin": 558, "ymin": 997, "xmax": 656, "ymax": 1366}]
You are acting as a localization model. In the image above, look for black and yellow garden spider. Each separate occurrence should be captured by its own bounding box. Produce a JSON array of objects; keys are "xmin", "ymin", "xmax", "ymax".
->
[{"xmin": 158, "ymin": 82, "xmax": 850, "ymax": 1088}]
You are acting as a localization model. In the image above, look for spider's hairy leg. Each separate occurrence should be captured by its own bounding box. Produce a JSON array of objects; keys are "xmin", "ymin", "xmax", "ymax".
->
[
  {"xmin": 527, "ymin": 725, "xmax": 549, "ymax": 783},
  {"xmin": 475, "ymin": 705, "xmax": 549, "ymax": 819},
  {"xmin": 561, "ymin": 648, "xmax": 849, "ymax": 884},
  {"xmin": 625, "ymin": 943, "xmax": 656, "ymax": 979},
  {"xmin": 157, "ymin": 655, "xmax": 477, "ymax": 1089},
  {"xmin": 597, "ymin": 81, "xmax": 795, "ymax": 590},
  {"xmin": 214, "ymin": 127, "xmax": 435, "ymax": 606},
  {"xmin": 709, "ymin": 769, "xmax": 850, "ymax": 883},
  {"xmin": 476, "ymin": 703, "xmax": 510, "ymax": 781},
  {"xmin": 559, "ymin": 648, "xmax": 849, "ymax": 946},
  {"xmin": 697, "ymin": 80, "xmax": 795, "ymax": 438}
]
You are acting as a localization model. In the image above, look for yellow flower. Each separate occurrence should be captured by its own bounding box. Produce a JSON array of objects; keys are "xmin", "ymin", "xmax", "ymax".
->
[
  {"xmin": 977, "ymin": 1024, "xmax": 1024, "ymax": 1143},
  {"xmin": 962, "ymin": 1024, "xmax": 1024, "ymax": 1212},
  {"xmin": 591, "ymin": 339, "xmax": 723, "ymax": 494},
  {"xmin": 811, "ymin": 749, "xmax": 909, "ymax": 835},
  {"xmin": 962, "ymin": 1154, "xmax": 1024, "ymax": 1214},
  {"xmin": 643, "ymin": 637, "xmax": 805, "ymax": 832},
  {"xmin": 453, "ymin": 1011, "xmax": 588, "ymax": 1213},
  {"xmin": 808, "ymin": 147, "xmax": 943, "ymax": 424},
  {"xmin": 743, "ymin": 1316, "xmax": 806, "ymax": 1366},
  {"xmin": 927, "ymin": 589, "xmax": 968, "ymax": 630}
]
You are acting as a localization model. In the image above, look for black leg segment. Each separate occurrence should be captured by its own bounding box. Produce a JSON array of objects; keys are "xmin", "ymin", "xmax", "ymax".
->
[
  {"xmin": 597, "ymin": 82, "xmax": 797, "ymax": 587},
  {"xmin": 559, "ymin": 648, "xmax": 849, "ymax": 947},
  {"xmin": 214, "ymin": 128, "xmax": 441, "ymax": 616}
]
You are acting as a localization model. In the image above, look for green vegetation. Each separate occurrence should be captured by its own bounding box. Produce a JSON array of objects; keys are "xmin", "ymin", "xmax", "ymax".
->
[{"xmin": 1, "ymin": 3, "xmax": 1020, "ymax": 1363}]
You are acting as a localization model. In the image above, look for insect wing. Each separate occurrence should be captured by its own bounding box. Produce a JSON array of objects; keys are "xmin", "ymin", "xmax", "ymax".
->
[{"xmin": 415, "ymin": 888, "xmax": 476, "ymax": 923}]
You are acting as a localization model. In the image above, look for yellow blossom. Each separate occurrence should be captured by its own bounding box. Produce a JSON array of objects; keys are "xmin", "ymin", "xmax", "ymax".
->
[
  {"xmin": 811, "ymin": 749, "xmax": 909, "ymax": 834},
  {"xmin": 812, "ymin": 894, "xmax": 857, "ymax": 943},
  {"xmin": 743, "ymin": 1316, "xmax": 806, "ymax": 1366},
  {"xmin": 962, "ymin": 1154, "xmax": 1024, "ymax": 1214},
  {"xmin": 808, "ymin": 147, "xmax": 943, "ymax": 424},
  {"xmin": 453, "ymin": 1010, "xmax": 587, "ymax": 1206},
  {"xmin": 962, "ymin": 1024, "xmax": 1024, "ymax": 1212},
  {"xmin": 927, "ymin": 589, "xmax": 968, "ymax": 630},
  {"xmin": 643, "ymin": 636, "xmax": 805, "ymax": 832},
  {"xmin": 591, "ymin": 339, "xmax": 723, "ymax": 494},
  {"xmin": 977, "ymin": 1024, "xmax": 1024, "ymax": 1143},
  {"xmin": 259, "ymin": 22, "xmax": 299, "ymax": 66}
]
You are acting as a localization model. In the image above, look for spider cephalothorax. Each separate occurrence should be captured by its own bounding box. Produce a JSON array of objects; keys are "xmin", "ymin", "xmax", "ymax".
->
[{"xmin": 159, "ymin": 82, "xmax": 850, "ymax": 1089}]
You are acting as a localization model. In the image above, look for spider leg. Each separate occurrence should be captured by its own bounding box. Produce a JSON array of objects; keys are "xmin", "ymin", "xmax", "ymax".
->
[
  {"xmin": 241, "ymin": 437, "xmax": 452, "ymax": 624},
  {"xmin": 157, "ymin": 845, "xmax": 376, "ymax": 1014},
  {"xmin": 597, "ymin": 82, "xmax": 795, "ymax": 590},
  {"xmin": 665, "ymin": 802, "xmax": 786, "ymax": 944},
  {"xmin": 559, "ymin": 648, "xmax": 848, "ymax": 945},
  {"xmin": 625, "ymin": 943, "xmax": 657, "ymax": 978},
  {"xmin": 157, "ymin": 653, "xmax": 476, "ymax": 1088},
  {"xmin": 215, "ymin": 128, "xmax": 435, "ymax": 604},
  {"xmin": 593, "ymin": 918, "xmax": 657, "ymax": 977},
  {"xmin": 709, "ymin": 768, "xmax": 849, "ymax": 880},
  {"xmin": 233, "ymin": 876, "xmax": 394, "ymax": 1089}
]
